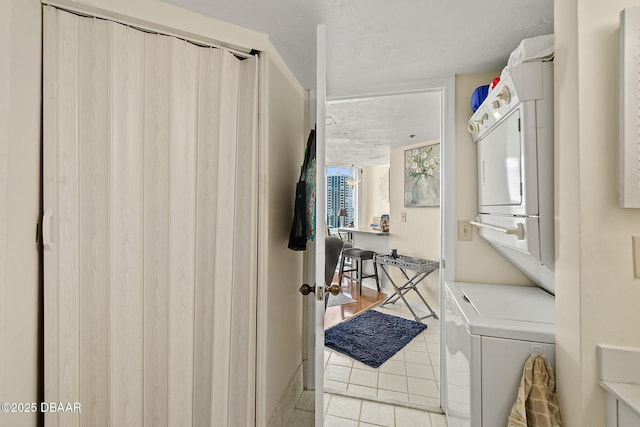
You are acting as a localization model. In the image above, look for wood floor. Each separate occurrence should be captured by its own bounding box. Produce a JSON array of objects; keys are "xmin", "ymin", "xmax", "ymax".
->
[{"xmin": 324, "ymin": 275, "xmax": 387, "ymax": 329}]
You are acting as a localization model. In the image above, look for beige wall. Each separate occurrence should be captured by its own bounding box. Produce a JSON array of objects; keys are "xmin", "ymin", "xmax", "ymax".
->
[
  {"xmin": 389, "ymin": 141, "xmax": 440, "ymax": 305},
  {"xmin": 454, "ymin": 72, "xmax": 533, "ymax": 285},
  {"xmin": 262, "ymin": 53, "xmax": 306, "ymax": 424},
  {"xmin": 362, "ymin": 165, "xmax": 390, "ymax": 227},
  {"xmin": 556, "ymin": 0, "xmax": 640, "ymax": 425},
  {"xmin": 0, "ymin": 2, "xmax": 41, "ymax": 427},
  {"xmin": 2, "ymin": 1, "xmax": 305, "ymax": 426}
]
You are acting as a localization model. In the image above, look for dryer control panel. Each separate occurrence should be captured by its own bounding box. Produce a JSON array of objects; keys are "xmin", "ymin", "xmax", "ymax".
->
[{"xmin": 467, "ymin": 60, "xmax": 547, "ymax": 142}]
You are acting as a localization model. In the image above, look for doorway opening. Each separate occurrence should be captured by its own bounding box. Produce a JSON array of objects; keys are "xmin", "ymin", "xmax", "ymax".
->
[{"xmin": 318, "ymin": 81, "xmax": 455, "ymax": 416}]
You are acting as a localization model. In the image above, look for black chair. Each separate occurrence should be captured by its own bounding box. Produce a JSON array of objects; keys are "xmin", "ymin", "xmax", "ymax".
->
[
  {"xmin": 324, "ymin": 236, "xmax": 344, "ymax": 309},
  {"xmin": 338, "ymin": 247, "xmax": 380, "ymax": 296},
  {"xmin": 336, "ymin": 229, "xmax": 353, "ymax": 249},
  {"xmin": 325, "ymin": 236, "xmax": 344, "ymax": 287}
]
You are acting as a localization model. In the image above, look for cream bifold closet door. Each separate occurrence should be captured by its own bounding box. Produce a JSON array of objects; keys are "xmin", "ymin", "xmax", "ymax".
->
[{"xmin": 42, "ymin": 5, "xmax": 258, "ymax": 427}]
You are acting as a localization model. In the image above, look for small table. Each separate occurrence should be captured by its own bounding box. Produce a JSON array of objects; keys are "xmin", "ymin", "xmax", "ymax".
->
[{"xmin": 375, "ymin": 254, "xmax": 440, "ymax": 323}]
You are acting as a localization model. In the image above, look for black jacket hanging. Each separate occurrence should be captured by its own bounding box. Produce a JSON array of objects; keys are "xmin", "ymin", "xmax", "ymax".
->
[{"xmin": 288, "ymin": 130, "xmax": 316, "ymax": 251}]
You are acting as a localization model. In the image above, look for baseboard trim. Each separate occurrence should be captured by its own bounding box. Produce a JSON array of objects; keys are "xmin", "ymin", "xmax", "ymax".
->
[{"xmin": 267, "ymin": 362, "xmax": 304, "ymax": 427}]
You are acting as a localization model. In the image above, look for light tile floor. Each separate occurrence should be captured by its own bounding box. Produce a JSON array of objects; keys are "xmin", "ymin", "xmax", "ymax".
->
[
  {"xmin": 287, "ymin": 391, "xmax": 448, "ymax": 427},
  {"xmin": 324, "ymin": 299, "xmax": 442, "ymax": 411}
]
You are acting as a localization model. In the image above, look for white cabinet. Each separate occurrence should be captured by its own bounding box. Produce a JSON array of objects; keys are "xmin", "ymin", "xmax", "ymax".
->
[
  {"xmin": 606, "ymin": 394, "xmax": 640, "ymax": 427},
  {"xmin": 619, "ymin": 400, "xmax": 640, "ymax": 427},
  {"xmin": 598, "ymin": 345, "xmax": 640, "ymax": 427}
]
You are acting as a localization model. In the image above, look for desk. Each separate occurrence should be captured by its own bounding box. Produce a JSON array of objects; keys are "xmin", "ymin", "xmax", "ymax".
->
[{"xmin": 375, "ymin": 254, "xmax": 439, "ymax": 323}]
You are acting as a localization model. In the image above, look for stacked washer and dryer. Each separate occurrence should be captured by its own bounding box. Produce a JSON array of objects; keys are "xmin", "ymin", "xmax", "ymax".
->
[{"xmin": 444, "ymin": 48, "xmax": 556, "ymax": 426}]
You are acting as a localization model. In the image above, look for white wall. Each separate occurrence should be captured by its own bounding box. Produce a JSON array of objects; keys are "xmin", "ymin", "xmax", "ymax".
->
[
  {"xmin": 389, "ymin": 141, "xmax": 440, "ymax": 305},
  {"xmin": 454, "ymin": 72, "xmax": 533, "ymax": 285},
  {"xmin": 0, "ymin": 2, "xmax": 41, "ymax": 427},
  {"xmin": 362, "ymin": 165, "xmax": 390, "ymax": 227},
  {"xmin": 2, "ymin": 1, "xmax": 305, "ymax": 425},
  {"xmin": 555, "ymin": 0, "xmax": 640, "ymax": 425}
]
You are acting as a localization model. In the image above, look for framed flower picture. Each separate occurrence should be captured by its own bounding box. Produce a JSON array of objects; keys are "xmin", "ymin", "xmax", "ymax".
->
[{"xmin": 404, "ymin": 143, "xmax": 440, "ymax": 207}]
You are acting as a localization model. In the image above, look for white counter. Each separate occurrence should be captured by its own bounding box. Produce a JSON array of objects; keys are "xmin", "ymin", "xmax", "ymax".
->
[
  {"xmin": 338, "ymin": 227, "xmax": 389, "ymax": 254},
  {"xmin": 338, "ymin": 227, "xmax": 389, "ymax": 237}
]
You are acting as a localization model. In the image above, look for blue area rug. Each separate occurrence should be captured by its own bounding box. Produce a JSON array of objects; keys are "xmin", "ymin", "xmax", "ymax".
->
[{"xmin": 324, "ymin": 310, "xmax": 427, "ymax": 368}]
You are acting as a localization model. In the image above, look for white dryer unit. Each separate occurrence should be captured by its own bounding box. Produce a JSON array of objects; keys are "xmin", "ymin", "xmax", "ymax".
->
[
  {"xmin": 444, "ymin": 282, "xmax": 555, "ymax": 427},
  {"xmin": 468, "ymin": 60, "xmax": 555, "ymax": 295}
]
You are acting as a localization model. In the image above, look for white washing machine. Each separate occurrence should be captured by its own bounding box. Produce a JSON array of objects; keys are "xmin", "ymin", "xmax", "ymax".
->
[{"xmin": 444, "ymin": 281, "xmax": 555, "ymax": 427}]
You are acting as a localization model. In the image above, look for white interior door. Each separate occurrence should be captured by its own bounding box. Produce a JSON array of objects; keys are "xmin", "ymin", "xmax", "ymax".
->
[
  {"xmin": 314, "ymin": 23, "xmax": 327, "ymax": 426},
  {"xmin": 42, "ymin": 6, "xmax": 258, "ymax": 426}
]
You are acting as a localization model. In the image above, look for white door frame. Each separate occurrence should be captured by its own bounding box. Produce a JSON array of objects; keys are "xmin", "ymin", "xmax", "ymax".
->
[{"xmin": 311, "ymin": 77, "xmax": 456, "ymax": 412}]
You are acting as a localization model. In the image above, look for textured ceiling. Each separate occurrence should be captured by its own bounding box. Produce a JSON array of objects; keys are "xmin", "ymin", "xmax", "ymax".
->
[
  {"xmin": 326, "ymin": 92, "xmax": 441, "ymax": 166},
  {"xmin": 161, "ymin": 0, "xmax": 553, "ymax": 166},
  {"xmin": 162, "ymin": 0, "xmax": 553, "ymax": 96}
]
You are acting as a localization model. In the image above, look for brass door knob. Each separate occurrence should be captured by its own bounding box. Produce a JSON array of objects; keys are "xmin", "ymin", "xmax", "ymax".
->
[
  {"xmin": 299, "ymin": 283, "xmax": 340, "ymax": 297},
  {"xmin": 326, "ymin": 284, "xmax": 341, "ymax": 296},
  {"xmin": 299, "ymin": 283, "xmax": 316, "ymax": 296}
]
